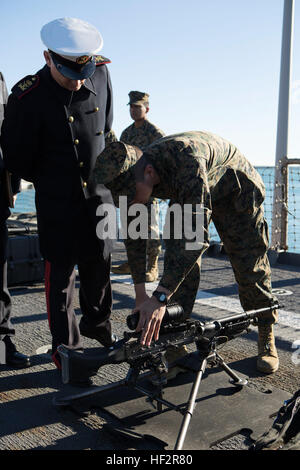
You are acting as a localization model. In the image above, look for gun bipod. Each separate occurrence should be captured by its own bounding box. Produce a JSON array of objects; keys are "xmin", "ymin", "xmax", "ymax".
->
[
  {"xmin": 195, "ymin": 337, "xmax": 249, "ymax": 387},
  {"xmin": 53, "ymin": 345, "xmax": 248, "ymax": 451},
  {"xmin": 174, "ymin": 346, "xmax": 248, "ymax": 450}
]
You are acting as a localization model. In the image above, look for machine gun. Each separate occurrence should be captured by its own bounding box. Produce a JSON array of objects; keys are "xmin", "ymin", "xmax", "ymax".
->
[{"xmin": 54, "ymin": 302, "xmax": 280, "ymax": 450}]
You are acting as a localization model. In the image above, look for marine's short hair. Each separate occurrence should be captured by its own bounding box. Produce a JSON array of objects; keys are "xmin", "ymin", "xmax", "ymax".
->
[{"xmin": 134, "ymin": 154, "xmax": 152, "ymax": 182}]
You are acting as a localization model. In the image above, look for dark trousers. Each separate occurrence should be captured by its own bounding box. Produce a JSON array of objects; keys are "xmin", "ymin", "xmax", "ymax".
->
[
  {"xmin": 44, "ymin": 251, "xmax": 112, "ymax": 368},
  {"xmin": 0, "ymin": 220, "xmax": 15, "ymax": 363}
]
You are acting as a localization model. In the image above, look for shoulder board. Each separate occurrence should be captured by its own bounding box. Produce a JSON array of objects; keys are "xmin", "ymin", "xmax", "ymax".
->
[
  {"xmin": 12, "ymin": 75, "xmax": 40, "ymax": 99},
  {"xmin": 95, "ymin": 55, "xmax": 111, "ymax": 66}
]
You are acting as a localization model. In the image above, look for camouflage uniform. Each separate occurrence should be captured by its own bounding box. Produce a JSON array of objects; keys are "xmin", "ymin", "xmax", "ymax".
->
[
  {"xmin": 105, "ymin": 129, "xmax": 118, "ymax": 147},
  {"xmin": 120, "ymin": 119, "xmax": 165, "ymax": 150},
  {"xmin": 94, "ymin": 131, "xmax": 277, "ymax": 323},
  {"xmin": 110, "ymin": 91, "xmax": 165, "ymax": 278},
  {"xmin": 120, "ymin": 118, "xmax": 165, "ymax": 263}
]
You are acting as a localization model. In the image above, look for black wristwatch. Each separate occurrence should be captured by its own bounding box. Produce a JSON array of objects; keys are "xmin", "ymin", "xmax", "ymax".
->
[{"xmin": 152, "ymin": 291, "xmax": 168, "ymax": 305}]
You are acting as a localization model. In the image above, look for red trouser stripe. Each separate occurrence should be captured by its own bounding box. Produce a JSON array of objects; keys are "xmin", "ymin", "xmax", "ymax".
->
[{"xmin": 52, "ymin": 349, "xmax": 61, "ymax": 369}]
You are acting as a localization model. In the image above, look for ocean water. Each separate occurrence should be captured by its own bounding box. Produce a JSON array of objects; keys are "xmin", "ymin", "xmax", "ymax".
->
[{"xmin": 11, "ymin": 167, "xmax": 300, "ymax": 253}]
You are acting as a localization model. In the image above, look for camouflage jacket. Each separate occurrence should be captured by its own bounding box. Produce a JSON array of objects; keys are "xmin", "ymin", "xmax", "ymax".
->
[
  {"xmin": 123, "ymin": 131, "xmax": 265, "ymax": 295},
  {"xmin": 104, "ymin": 129, "xmax": 118, "ymax": 147},
  {"xmin": 120, "ymin": 120, "xmax": 165, "ymax": 150}
]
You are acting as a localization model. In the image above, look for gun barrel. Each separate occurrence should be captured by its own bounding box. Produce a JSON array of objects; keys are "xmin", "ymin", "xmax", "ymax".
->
[
  {"xmin": 216, "ymin": 304, "xmax": 280, "ymax": 325},
  {"xmin": 201, "ymin": 303, "xmax": 280, "ymax": 339}
]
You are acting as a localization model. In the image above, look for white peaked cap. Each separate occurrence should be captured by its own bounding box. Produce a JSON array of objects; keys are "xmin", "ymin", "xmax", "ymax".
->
[{"xmin": 40, "ymin": 17, "xmax": 103, "ymax": 56}]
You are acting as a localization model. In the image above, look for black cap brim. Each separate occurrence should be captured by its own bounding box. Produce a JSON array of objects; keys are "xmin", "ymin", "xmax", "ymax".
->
[{"xmin": 51, "ymin": 53, "xmax": 96, "ymax": 80}]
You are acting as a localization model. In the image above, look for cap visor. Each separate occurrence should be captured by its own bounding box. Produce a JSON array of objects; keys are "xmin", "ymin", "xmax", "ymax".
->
[
  {"xmin": 128, "ymin": 101, "xmax": 147, "ymax": 106},
  {"xmin": 52, "ymin": 57, "xmax": 96, "ymax": 80}
]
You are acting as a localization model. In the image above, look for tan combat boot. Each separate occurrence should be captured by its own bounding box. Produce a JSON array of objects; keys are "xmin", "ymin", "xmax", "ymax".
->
[
  {"xmin": 257, "ymin": 323, "xmax": 279, "ymax": 374},
  {"xmin": 111, "ymin": 262, "xmax": 131, "ymax": 274},
  {"xmin": 145, "ymin": 254, "xmax": 159, "ymax": 282}
]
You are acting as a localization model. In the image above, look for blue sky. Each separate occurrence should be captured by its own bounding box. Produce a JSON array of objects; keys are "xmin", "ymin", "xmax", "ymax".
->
[{"xmin": 0, "ymin": 0, "xmax": 299, "ymax": 166}]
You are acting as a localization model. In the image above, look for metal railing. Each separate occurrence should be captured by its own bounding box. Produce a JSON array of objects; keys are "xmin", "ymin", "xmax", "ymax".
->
[
  {"xmin": 271, "ymin": 158, "xmax": 300, "ymax": 253},
  {"xmin": 11, "ymin": 164, "xmax": 300, "ymax": 255}
]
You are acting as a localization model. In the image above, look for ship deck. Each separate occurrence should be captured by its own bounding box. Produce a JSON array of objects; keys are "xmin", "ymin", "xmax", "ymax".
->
[{"xmin": 0, "ymin": 241, "xmax": 299, "ymax": 452}]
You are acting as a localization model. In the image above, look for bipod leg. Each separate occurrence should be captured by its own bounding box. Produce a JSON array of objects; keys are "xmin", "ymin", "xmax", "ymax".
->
[
  {"xmin": 144, "ymin": 385, "xmax": 163, "ymax": 412},
  {"xmin": 215, "ymin": 352, "xmax": 248, "ymax": 387},
  {"xmin": 155, "ymin": 384, "xmax": 166, "ymax": 413},
  {"xmin": 154, "ymin": 385, "xmax": 163, "ymax": 413},
  {"xmin": 174, "ymin": 356, "xmax": 208, "ymax": 450}
]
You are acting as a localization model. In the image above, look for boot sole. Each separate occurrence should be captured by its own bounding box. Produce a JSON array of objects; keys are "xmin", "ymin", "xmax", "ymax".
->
[{"xmin": 256, "ymin": 362, "xmax": 279, "ymax": 374}]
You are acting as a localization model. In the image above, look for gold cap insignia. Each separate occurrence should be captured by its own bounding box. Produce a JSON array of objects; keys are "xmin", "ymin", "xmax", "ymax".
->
[{"xmin": 76, "ymin": 55, "xmax": 91, "ymax": 65}]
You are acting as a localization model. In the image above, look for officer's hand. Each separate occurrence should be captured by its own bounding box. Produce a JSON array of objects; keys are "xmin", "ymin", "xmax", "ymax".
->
[{"xmin": 133, "ymin": 297, "xmax": 166, "ymax": 346}]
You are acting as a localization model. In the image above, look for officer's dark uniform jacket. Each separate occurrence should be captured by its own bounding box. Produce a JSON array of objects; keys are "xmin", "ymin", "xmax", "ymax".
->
[{"xmin": 1, "ymin": 58, "xmax": 113, "ymax": 261}]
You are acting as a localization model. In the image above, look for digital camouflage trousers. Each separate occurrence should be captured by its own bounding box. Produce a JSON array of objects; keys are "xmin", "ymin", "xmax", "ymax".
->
[{"xmin": 169, "ymin": 198, "xmax": 277, "ymax": 324}]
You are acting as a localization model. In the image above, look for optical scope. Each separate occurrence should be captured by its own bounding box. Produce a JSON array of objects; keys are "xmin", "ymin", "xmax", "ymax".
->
[{"xmin": 126, "ymin": 303, "xmax": 185, "ymax": 331}]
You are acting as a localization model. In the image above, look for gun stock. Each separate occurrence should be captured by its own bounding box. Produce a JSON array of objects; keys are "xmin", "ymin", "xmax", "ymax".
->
[{"xmin": 58, "ymin": 340, "xmax": 127, "ymax": 384}]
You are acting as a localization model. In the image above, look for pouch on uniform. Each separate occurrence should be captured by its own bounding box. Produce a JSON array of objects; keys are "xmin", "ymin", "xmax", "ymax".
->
[{"xmin": 251, "ymin": 389, "xmax": 300, "ymax": 450}]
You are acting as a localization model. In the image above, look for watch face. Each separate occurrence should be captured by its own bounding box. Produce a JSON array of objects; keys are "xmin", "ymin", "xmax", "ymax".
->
[{"xmin": 153, "ymin": 291, "xmax": 167, "ymax": 304}]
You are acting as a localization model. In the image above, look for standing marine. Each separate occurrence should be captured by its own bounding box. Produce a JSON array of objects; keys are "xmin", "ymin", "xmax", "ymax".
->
[{"xmin": 111, "ymin": 91, "xmax": 165, "ymax": 282}]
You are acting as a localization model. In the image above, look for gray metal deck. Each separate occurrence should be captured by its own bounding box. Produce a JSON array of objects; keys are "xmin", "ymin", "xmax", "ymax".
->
[{"xmin": 0, "ymin": 241, "xmax": 299, "ymax": 451}]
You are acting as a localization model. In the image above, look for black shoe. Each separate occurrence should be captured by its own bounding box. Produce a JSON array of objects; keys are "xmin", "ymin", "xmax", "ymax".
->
[
  {"xmin": 79, "ymin": 322, "xmax": 118, "ymax": 349},
  {"xmin": 6, "ymin": 350, "xmax": 31, "ymax": 368},
  {"xmin": 3, "ymin": 336, "xmax": 31, "ymax": 369},
  {"xmin": 105, "ymin": 333, "xmax": 119, "ymax": 350}
]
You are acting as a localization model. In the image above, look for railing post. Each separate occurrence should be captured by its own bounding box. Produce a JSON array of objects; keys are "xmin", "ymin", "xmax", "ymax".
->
[
  {"xmin": 271, "ymin": 0, "xmax": 294, "ymax": 251},
  {"xmin": 280, "ymin": 158, "xmax": 289, "ymax": 251}
]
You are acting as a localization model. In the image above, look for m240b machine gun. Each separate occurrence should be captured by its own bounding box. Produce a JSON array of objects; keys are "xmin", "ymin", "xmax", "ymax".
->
[{"xmin": 54, "ymin": 302, "xmax": 280, "ymax": 450}]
